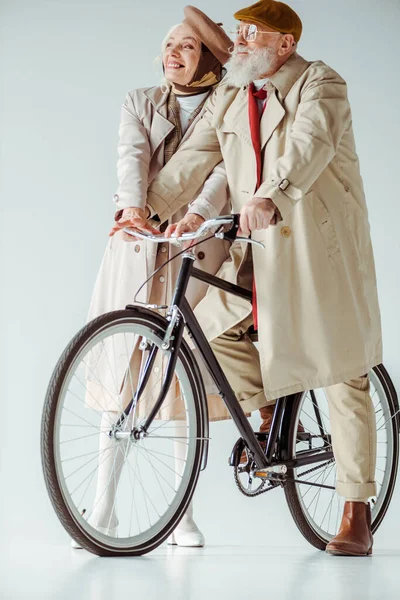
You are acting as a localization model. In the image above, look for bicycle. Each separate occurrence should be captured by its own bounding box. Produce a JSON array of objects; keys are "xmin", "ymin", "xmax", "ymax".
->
[{"xmin": 41, "ymin": 214, "xmax": 399, "ymax": 556}]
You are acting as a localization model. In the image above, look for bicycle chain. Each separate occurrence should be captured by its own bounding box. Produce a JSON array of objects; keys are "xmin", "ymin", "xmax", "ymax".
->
[
  {"xmin": 233, "ymin": 466, "xmax": 281, "ymax": 498},
  {"xmin": 233, "ymin": 458, "xmax": 335, "ymax": 498},
  {"xmin": 296, "ymin": 458, "xmax": 335, "ymax": 479}
]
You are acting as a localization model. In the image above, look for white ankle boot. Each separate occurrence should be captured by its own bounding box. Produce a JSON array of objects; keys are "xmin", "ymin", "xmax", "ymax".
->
[
  {"xmin": 168, "ymin": 522, "xmax": 205, "ymax": 547},
  {"xmin": 71, "ymin": 411, "xmax": 123, "ymax": 550},
  {"xmin": 71, "ymin": 525, "xmax": 118, "ymax": 549},
  {"xmin": 167, "ymin": 503, "xmax": 205, "ymax": 547},
  {"xmin": 167, "ymin": 422, "xmax": 205, "ymax": 547}
]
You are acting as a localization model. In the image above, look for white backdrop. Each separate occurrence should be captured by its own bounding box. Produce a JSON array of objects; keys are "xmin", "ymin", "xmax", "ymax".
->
[{"xmin": 1, "ymin": 0, "xmax": 400, "ymax": 551}]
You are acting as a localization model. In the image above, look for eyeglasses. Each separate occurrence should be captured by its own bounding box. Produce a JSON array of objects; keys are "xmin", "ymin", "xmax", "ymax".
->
[{"xmin": 230, "ymin": 24, "xmax": 283, "ymax": 42}]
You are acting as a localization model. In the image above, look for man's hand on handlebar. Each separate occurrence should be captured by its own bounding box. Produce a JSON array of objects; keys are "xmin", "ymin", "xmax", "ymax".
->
[
  {"xmin": 238, "ymin": 197, "xmax": 278, "ymax": 237},
  {"xmin": 109, "ymin": 207, "xmax": 160, "ymax": 241}
]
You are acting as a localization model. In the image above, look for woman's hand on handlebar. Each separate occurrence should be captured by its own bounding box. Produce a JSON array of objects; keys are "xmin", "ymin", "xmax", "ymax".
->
[
  {"xmin": 109, "ymin": 207, "xmax": 160, "ymax": 241},
  {"xmin": 165, "ymin": 213, "xmax": 205, "ymax": 247}
]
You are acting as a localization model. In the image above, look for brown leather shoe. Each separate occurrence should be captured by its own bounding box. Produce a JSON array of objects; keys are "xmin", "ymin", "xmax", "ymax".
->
[
  {"xmin": 259, "ymin": 404, "xmax": 275, "ymax": 433},
  {"xmin": 240, "ymin": 405, "xmax": 305, "ymax": 464},
  {"xmin": 259, "ymin": 405, "xmax": 305, "ymax": 435},
  {"xmin": 239, "ymin": 405, "xmax": 274, "ymax": 464},
  {"xmin": 326, "ymin": 501, "xmax": 373, "ymax": 556}
]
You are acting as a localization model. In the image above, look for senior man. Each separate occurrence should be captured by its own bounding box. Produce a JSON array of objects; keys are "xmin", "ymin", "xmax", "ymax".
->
[{"xmin": 114, "ymin": 1, "xmax": 382, "ymax": 556}]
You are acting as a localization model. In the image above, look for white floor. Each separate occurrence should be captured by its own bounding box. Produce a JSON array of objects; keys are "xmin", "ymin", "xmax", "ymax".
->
[{"xmin": 2, "ymin": 542, "xmax": 400, "ymax": 600}]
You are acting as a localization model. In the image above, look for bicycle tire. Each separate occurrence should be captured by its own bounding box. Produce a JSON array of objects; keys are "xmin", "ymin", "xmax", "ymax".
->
[
  {"xmin": 283, "ymin": 365, "xmax": 399, "ymax": 550},
  {"xmin": 41, "ymin": 308, "xmax": 208, "ymax": 556}
]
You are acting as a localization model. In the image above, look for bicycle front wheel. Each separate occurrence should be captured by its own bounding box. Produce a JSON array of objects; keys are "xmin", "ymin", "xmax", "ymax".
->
[
  {"xmin": 41, "ymin": 308, "xmax": 207, "ymax": 556},
  {"xmin": 284, "ymin": 365, "xmax": 399, "ymax": 550}
]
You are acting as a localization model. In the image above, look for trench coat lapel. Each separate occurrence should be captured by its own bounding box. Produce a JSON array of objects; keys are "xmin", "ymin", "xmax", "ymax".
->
[
  {"xmin": 260, "ymin": 53, "xmax": 311, "ymax": 151},
  {"xmin": 220, "ymin": 87, "xmax": 252, "ymax": 146},
  {"xmin": 260, "ymin": 89, "xmax": 285, "ymax": 151},
  {"xmin": 144, "ymin": 87, "xmax": 174, "ymax": 157},
  {"xmin": 219, "ymin": 83, "xmax": 284, "ymax": 150}
]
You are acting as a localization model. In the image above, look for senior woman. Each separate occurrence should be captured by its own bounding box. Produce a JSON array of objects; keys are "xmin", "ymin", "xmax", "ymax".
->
[{"xmin": 71, "ymin": 7, "xmax": 233, "ymax": 550}]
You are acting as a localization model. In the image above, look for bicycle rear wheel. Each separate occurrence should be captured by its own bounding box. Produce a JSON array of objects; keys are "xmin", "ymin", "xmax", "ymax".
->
[
  {"xmin": 284, "ymin": 365, "xmax": 399, "ymax": 550},
  {"xmin": 41, "ymin": 308, "xmax": 207, "ymax": 556}
]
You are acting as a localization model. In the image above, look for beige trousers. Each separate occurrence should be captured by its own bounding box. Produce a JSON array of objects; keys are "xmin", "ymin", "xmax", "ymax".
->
[{"xmin": 210, "ymin": 314, "xmax": 377, "ymax": 500}]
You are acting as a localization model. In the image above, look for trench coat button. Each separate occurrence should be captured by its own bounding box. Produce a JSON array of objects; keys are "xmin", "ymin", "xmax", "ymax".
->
[
  {"xmin": 113, "ymin": 194, "xmax": 119, "ymax": 202},
  {"xmin": 161, "ymin": 246, "xmax": 167, "ymax": 253},
  {"xmin": 197, "ymin": 251, "xmax": 205, "ymax": 260},
  {"xmin": 159, "ymin": 276, "xmax": 165, "ymax": 283},
  {"xmin": 281, "ymin": 226, "xmax": 292, "ymax": 238},
  {"xmin": 134, "ymin": 244, "xmax": 140, "ymax": 253},
  {"xmin": 154, "ymin": 366, "xmax": 160, "ymax": 373}
]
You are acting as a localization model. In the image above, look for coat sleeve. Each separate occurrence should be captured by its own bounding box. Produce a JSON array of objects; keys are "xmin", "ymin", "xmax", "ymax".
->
[
  {"xmin": 186, "ymin": 161, "xmax": 228, "ymax": 221},
  {"xmin": 113, "ymin": 91, "xmax": 151, "ymax": 211},
  {"xmin": 256, "ymin": 66, "xmax": 352, "ymax": 221},
  {"xmin": 146, "ymin": 88, "xmax": 222, "ymax": 223}
]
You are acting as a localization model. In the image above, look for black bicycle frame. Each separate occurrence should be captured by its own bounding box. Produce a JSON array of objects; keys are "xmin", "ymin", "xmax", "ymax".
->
[{"xmin": 131, "ymin": 252, "xmax": 334, "ymax": 471}]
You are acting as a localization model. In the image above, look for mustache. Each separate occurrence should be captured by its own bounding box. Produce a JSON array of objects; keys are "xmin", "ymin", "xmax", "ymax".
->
[
  {"xmin": 229, "ymin": 46, "xmax": 258, "ymax": 57},
  {"xmin": 223, "ymin": 45, "xmax": 276, "ymax": 88}
]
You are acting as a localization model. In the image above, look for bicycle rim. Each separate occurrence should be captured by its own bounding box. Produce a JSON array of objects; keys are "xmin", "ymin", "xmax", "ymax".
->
[{"xmin": 42, "ymin": 310, "xmax": 205, "ymax": 555}]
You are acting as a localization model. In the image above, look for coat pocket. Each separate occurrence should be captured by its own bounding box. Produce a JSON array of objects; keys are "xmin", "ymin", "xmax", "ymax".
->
[{"xmin": 307, "ymin": 192, "xmax": 340, "ymax": 258}]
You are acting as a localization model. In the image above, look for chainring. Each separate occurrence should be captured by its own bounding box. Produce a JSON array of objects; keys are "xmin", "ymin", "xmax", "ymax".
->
[{"xmin": 233, "ymin": 449, "xmax": 280, "ymax": 497}]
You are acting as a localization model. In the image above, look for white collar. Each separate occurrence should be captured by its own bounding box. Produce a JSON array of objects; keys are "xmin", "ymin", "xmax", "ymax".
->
[
  {"xmin": 253, "ymin": 78, "xmax": 269, "ymax": 91},
  {"xmin": 175, "ymin": 91, "xmax": 209, "ymax": 110}
]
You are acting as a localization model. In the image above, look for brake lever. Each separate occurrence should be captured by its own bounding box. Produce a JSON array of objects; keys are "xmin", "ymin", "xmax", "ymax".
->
[
  {"xmin": 236, "ymin": 237, "xmax": 265, "ymax": 249},
  {"xmin": 215, "ymin": 214, "xmax": 265, "ymax": 249},
  {"xmin": 220, "ymin": 213, "xmax": 240, "ymax": 241},
  {"xmin": 215, "ymin": 232, "xmax": 265, "ymax": 249}
]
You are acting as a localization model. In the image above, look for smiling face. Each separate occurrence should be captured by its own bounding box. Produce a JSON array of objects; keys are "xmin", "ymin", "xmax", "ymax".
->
[{"xmin": 162, "ymin": 23, "xmax": 202, "ymax": 85}]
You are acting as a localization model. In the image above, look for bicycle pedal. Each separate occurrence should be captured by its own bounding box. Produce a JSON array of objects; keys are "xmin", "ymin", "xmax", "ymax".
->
[{"xmin": 254, "ymin": 466, "xmax": 287, "ymax": 480}]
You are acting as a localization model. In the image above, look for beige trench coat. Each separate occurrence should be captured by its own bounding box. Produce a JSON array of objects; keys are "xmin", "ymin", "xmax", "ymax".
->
[
  {"xmin": 146, "ymin": 53, "xmax": 383, "ymax": 402},
  {"xmin": 86, "ymin": 85, "xmax": 232, "ymax": 420}
]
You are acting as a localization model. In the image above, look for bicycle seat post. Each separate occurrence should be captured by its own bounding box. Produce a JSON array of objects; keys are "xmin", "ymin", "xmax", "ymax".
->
[{"xmin": 264, "ymin": 397, "xmax": 287, "ymax": 462}]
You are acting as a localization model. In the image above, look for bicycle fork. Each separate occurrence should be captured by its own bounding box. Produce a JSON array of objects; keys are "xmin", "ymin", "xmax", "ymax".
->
[{"xmin": 113, "ymin": 254, "xmax": 195, "ymax": 440}]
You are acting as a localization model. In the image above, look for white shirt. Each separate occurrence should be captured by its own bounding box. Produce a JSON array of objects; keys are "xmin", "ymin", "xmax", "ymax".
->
[
  {"xmin": 253, "ymin": 77, "xmax": 269, "ymax": 115},
  {"xmin": 176, "ymin": 91, "xmax": 209, "ymax": 134}
]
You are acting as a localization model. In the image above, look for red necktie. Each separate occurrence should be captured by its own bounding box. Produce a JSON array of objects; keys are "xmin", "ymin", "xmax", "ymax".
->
[{"xmin": 248, "ymin": 84, "xmax": 267, "ymax": 331}]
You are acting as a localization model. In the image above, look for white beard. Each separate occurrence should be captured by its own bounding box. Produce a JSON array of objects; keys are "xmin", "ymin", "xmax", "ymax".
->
[{"xmin": 224, "ymin": 46, "xmax": 276, "ymax": 88}]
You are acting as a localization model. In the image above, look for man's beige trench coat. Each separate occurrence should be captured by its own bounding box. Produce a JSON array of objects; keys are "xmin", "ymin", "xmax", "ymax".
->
[
  {"xmin": 146, "ymin": 53, "xmax": 383, "ymax": 402},
  {"xmin": 86, "ymin": 85, "xmax": 231, "ymax": 419}
]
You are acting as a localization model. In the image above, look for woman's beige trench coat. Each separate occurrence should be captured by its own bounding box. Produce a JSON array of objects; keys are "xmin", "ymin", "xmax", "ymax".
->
[
  {"xmin": 86, "ymin": 85, "xmax": 232, "ymax": 420},
  {"xmin": 146, "ymin": 53, "xmax": 383, "ymax": 404}
]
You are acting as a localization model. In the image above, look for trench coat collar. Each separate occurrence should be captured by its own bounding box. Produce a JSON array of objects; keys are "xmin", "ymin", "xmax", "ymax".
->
[
  {"xmin": 143, "ymin": 84, "xmax": 170, "ymax": 111},
  {"xmin": 220, "ymin": 83, "xmax": 285, "ymax": 151},
  {"xmin": 222, "ymin": 53, "xmax": 310, "ymax": 151},
  {"xmin": 260, "ymin": 53, "xmax": 310, "ymax": 150},
  {"xmin": 144, "ymin": 84, "xmax": 212, "ymax": 155},
  {"xmin": 268, "ymin": 53, "xmax": 310, "ymax": 100}
]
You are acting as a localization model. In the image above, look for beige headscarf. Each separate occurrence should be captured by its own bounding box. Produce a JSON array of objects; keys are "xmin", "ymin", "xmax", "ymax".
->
[{"xmin": 170, "ymin": 6, "xmax": 233, "ymax": 95}]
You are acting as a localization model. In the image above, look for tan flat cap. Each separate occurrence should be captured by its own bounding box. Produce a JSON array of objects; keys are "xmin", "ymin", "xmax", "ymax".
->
[{"xmin": 234, "ymin": 0, "xmax": 302, "ymax": 42}]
